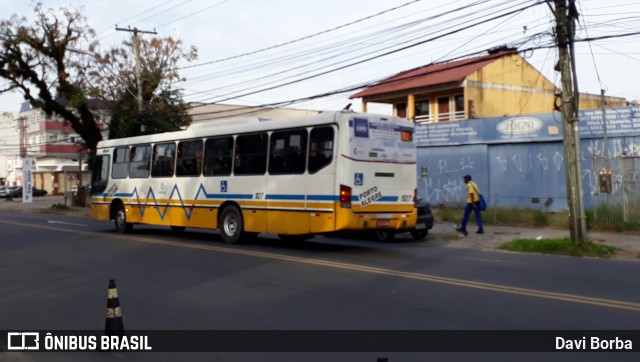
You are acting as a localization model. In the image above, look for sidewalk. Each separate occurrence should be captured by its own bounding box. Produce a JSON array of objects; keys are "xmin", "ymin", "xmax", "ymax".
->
[
  {"xmin": 2, "ymin": 196, "xmax": 639, "ymax": 261},
  {"xmin": 0, "ymin": 195, "xmax": 89, "ymax": 215},
  {"xmin": 429, "ymin": 222, "xmax": 640, "ymax": 261}
]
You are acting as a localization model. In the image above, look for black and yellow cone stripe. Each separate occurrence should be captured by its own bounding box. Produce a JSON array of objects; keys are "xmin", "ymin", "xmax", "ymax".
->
[{"xmin": 105, "ymin": 279, "xmax": 125, "ymax": 336}]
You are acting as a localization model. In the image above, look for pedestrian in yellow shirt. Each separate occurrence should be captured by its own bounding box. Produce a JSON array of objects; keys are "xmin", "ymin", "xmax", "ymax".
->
[{"xmin": 456, "ymin": 174, "xmax": 484, "ymax": 236}]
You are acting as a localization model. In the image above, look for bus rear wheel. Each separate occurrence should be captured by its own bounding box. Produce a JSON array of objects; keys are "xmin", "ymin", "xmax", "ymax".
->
[
  {"xmin": 219, "ymin": 205, "xmax": 243, "ymax": 244},
  {"xmin": 114, "ymin": 204, "xmax": 133, "ymax": 233}
]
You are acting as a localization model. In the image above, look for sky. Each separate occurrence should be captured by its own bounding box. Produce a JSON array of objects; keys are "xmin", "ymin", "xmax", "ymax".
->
[{"xmin": 0, "ymin": 0, "xmax": 639, "ymax": 116}]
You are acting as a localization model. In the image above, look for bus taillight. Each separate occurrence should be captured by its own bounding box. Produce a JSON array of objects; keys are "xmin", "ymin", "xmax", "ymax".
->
[
  {"xmin": 340, "ymin": 185, "xmax": 352, "ymax": 208},
  {"xmin": 414, "ymin": 188, "xmax": 418, "ymax": 208}
]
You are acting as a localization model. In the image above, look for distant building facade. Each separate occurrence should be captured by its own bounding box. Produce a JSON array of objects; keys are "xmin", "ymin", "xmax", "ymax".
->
[{"xmin": 350, "ymin": 49, "xmax": 627, "ymax": 123}]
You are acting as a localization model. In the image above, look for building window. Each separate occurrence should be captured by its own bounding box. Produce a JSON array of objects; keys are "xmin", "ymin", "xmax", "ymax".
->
[
  {"xmin": 395, "ymin": 103, "xmax": 407, "ymax": 118},
  {"xmin": 415, "ymin": 100, "xmax": 430, "ymax": 122},
  {"xmin": 454, "ymin": 94, "xmax": 464, "ymax": 120},
  {"xmin": 437, "ymin": 96, "xmax": 450, "ymax": 122}
]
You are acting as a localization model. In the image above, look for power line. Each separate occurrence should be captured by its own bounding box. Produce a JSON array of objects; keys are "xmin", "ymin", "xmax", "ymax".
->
[
  {"xmin": 155, "ymin": 0, "xmax": 233, "ymax": 29},
  {"xmin": 178, "ymin": 0, "xmax": 426, "ymax": 70},
  {"xmin": 183, "ymin": 0, "xmax": 545, "ymax": 106},
  {"xmin": 179, "ymin": 0, "xmax": 502, "ymax": 84}
]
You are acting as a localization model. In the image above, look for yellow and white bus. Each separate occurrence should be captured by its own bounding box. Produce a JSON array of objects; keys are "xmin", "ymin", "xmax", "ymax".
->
[{"xmin": 90, "ymin": 110, "xmax": 417, "ymax": 243}]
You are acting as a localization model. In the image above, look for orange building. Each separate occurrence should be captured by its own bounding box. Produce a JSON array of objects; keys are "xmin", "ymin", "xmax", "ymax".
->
[{"xmin": 351, "ymin": 49, "xmax": 627, "ymax": 123}]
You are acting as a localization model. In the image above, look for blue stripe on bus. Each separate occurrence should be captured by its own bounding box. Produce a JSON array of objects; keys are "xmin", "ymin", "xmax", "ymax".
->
[
  {"xmin": 307, "ymin": 195, "xmax": 339, "ymax": 201},
  {"xmin": 266, "ymin": 194, "xmax": 306, "ymax": 201},
  {"xmin": 205, "ymin": 193, "xmax": 254, "ymax": 200}
]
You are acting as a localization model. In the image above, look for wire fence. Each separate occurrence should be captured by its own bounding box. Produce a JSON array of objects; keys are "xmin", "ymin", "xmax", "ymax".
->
[{"xmin": 591, "ymin": 152, "xmax": 640, "ymax": 231}]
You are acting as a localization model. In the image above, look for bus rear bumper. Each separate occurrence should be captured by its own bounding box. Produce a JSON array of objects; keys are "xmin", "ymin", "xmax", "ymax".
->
[{"xmin": 339, "ymin": 210, "xmax": 417, "ymax": 232}]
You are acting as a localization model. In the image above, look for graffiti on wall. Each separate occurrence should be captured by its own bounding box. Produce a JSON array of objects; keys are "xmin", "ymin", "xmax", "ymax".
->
[{"xmin": 415, "ymin": 106, "xmax": 640, "ymax": 211}]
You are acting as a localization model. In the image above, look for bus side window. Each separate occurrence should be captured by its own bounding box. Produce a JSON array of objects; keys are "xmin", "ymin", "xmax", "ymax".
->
[
  {"xmin": 234, "ymin": 133, "xmax": 267, "ymax": 175},
  {"xmin": 269, "ymin": 129, "xmax": 307, "ymax": 175},
  {"xmin": 130, "ymin": 145, "xmax": 151, "ymax": 178},
  {"xmin": 151, "ymin": 142, "xmax": 176, "ymax": 178},
  {"xmin": 112, "ymin": 147, "xmax": 130, "ymax": 179},
  {"xmin": 204, "ymin": 136, "xmax": 233, "ymax": 176},
  {"xmin": 176, "ymin": 140, "xmax": 203, "ymax": 177},
  {"xmin": 308, "ymin": 126, "xmax": 334, "ymax": 174}
]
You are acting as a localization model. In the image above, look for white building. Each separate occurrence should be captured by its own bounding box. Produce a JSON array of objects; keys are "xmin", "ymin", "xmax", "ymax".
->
[{"xmin": 0, "ymin": 111, "xmax": 21, "ymax": 186}]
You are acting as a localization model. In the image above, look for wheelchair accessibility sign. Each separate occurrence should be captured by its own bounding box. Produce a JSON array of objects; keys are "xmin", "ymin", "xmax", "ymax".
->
[
  {"xmin": 220, "ymin": 180, "xmax": 228, "ymax": 192},
  {"xmin": 354, "ymin": 173, "xmax": 363, "ymax": 186}
]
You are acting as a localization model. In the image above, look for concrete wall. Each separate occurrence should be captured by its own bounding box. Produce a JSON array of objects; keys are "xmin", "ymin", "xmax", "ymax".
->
[{"xmin": 416, "ymin": 106, "xmax": 640, "ymax": 211}]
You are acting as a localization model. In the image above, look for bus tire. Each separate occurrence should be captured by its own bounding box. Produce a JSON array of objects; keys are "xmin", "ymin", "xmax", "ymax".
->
[
  {"xmin": 219, "ymin": 205, "xmax": 243, "ymax": 244},
  {"xmin": 114, "ymin": 204, "xmax": 133, "ymax": 233},
  {"xmin": 171, "ymin": 226, "xmax": 186, "ymax": 232}
]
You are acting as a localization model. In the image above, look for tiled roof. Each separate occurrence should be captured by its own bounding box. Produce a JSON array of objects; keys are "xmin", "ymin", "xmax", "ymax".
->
[{"xmin": 350, "ymin": 51, "xmax": 514, "ymax": 99}]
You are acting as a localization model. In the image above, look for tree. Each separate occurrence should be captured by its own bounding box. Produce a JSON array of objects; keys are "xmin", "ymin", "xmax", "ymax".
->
[
  {"xmin": 0, "ymin": 3, "xmax": 198, "ymax": 153},
  {"xmin": 0, "ymin": 3, "xmax": 103, "ymax": 153},
  {"xmin": 92, "ymin": 36, "xmax": 197, "ymax": 139}
]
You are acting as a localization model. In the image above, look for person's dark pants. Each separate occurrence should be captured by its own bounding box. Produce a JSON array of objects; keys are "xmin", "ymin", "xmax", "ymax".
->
[{"xmin": 460, "ymin": 201, "xmax": 483, "ymax": 232}]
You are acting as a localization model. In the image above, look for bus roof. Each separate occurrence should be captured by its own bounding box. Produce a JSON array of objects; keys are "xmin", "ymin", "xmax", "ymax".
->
[{"xmin": 96, "ymin": 110, "xmax": 411, "ymax": 148}]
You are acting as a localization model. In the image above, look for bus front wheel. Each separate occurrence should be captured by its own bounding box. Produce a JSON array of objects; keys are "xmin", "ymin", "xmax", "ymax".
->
[
  {"xmin": 219, "ymin": 205, "xmax": 243, "ymax": 244},
  {"xmin": 114, "ymin": 204, "xmax": 133, "ymax": 233}
]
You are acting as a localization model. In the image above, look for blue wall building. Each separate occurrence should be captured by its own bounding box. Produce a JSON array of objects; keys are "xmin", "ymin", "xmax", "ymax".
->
[{"xmin": 414, "ymin": 106, "xmax": 640, "ymax": 212}]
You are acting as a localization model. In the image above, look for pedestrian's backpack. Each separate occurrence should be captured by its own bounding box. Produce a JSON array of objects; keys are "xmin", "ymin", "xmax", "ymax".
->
[{"xmin": 472, "ymin": 183, "xmax": 487, "ymax": 211}]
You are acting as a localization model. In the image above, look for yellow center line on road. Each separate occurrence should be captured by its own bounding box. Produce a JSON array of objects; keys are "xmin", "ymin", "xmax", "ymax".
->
[{"xmin": 4, "ymin": 219, "xmax": 640, "ymax": 312}]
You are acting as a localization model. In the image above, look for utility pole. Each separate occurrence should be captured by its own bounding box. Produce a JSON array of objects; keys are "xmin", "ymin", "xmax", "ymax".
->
[
  {"xmin": 18, "ymin": 116, "xmax": 27, "ymax": 158},
  {"xmin": 115, "ymin": 26, "xmax": 157, "ymax": 116},
  {"xmin": 553, "ymin": 0, "xmax": 587, "ymax": 244}
]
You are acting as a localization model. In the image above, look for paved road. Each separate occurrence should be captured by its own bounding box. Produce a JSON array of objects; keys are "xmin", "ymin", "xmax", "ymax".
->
[
  {"xmin": 3, "ymin": 195, "xmax": 640, "ymax": 260},
  {"xmin": 0, "ymin": 209, "xmax": 639, "ymax": 361}
]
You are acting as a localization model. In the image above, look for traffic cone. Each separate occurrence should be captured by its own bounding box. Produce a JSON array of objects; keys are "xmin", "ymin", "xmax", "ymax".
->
[{"xmin": 105, "ymin": 279, "xmax": 125, "ymax": 336}]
